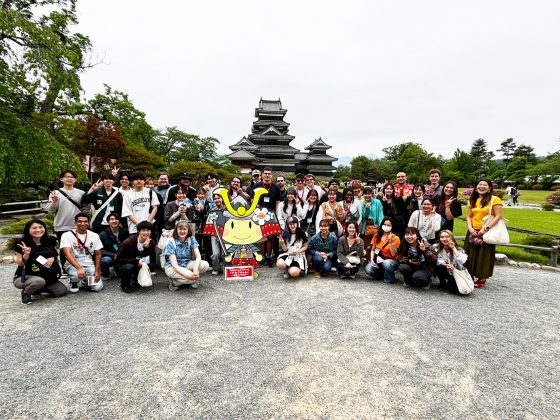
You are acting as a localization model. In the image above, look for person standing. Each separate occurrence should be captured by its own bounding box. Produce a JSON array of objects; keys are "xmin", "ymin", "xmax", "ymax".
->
[
  {"xmin": 154, "ymin": 172, "xmax": 172, "ymax": 205},
  {"xmin": 121, "ymin": 171, "xmax": 159, "ymax": 234},
  {"xmin": 360, "ymin": 186, "xmax": 384, "ymax": 251},
  {"xmin": 393, "ymin": 172, "xmax": 414, "ymax": 197},
  {"xmin": 464, "ymin": 178, "xmax": 504, "ymax": 288},
  {"xmin": 305, "ymin": 173, "xmax": 325, "ymax": 200},
  {"xmin": 276, "ymin": 175, "xmax": 287, "ymax": 201},
  {"xmin": 82, "ymin": 173, "xmax": 123, "ymax": 234},
  {"xmin": 425, "ymin": 169, "xmax": 443, "ymax": 206},
  {"xmin": 60, "ymin": 213, "xmax": 103, "ymax": 293},
  {"xmin": 203, "ymin": 172, "xmax": 221, "ymax": 202},
  {"xmin": 247, "ymin": 167, "xmax": 282, "ymax": 266},
  {"xmin": 47, "ymin": 170, "xmax": 85, "ymax": 272},
  {"xmin": 166, "ymin": 173, "xmax": 197, "ymax": 203}
]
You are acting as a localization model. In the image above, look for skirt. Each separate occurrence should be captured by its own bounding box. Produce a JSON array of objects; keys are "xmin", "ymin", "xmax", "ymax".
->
[{"xmin": 464, "ymin": 233, "xmax": 496, "ymax": 279}]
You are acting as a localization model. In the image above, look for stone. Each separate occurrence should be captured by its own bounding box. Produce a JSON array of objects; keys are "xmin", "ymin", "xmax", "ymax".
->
[
  {"xmin": 542, "ymin": 265, "xmax": 560, "ymax": 272},
  {"xmin": 2, "ymin": 256, "xmax": 14, "ymax": 264},
  {"xmin": 507, "ymin": 260, "xmax": 518, "ymax": 267},
  {"xmin": 494, "ymin": 253, "xmax": 508, "ymax": 265},
  {"xmin": 518, "ymin": 262, "xmax": 530, "ymax": 269},
  {"xmin": 531, "ymin": 263, "xmax": 541, "ymax": 270}
]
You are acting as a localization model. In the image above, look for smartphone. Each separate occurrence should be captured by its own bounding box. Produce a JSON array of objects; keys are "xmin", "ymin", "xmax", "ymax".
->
[{"xmin": 36, "ymin": 255, "xmax": 48, "ymax": 265}]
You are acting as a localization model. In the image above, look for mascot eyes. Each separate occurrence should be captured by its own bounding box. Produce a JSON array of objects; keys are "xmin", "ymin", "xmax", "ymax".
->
[
  {"xmin": 249, "ymin": 221, "xmax": 252, "ymax": 229},
  {"xmin": 231, "ymin": 221, "xmax": 234, "ymax": 229}
]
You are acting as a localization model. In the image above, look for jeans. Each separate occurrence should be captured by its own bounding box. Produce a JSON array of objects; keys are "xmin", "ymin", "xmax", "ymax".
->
[
  {"xmin": 64, "ymin": 263, "xmax": 104, "ymax": 292},
  {"xmin": 364, "ymin": 259, "xmax": 399, "ymax": 283},
  {"xmin": 100, "ymin": 256, "xmax": 114, "ymax": 277},
  {"xmin": 311, "ymin": 254, "xmax": 336, "ymax": 274}
]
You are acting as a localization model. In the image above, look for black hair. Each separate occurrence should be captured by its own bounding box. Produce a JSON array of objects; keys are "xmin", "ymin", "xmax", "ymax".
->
[
  {"xmin": 136, "ymin": 221, "xmax": 153, "ymax": 233},
  {"xmin": 375, "ymin": 216, "xmax": 394, "ymax": 241},
  {"xmin": 75, "ymin": 212, "xmax": 91, "ymax": 222},
  {"xmin": 60, "ymin": 170, "xmax": 77, "ymax": 179},
  {"xmin": 398, "ymin": 226, "xmax": 421, "ymax": 256},
  {"xmin": 130, "ymin": 171, "xmax": 146, "ymax": 182},
  {"xmin": 20, "ymin": 219, "xmax": 50, "ymax": 248},
  {"xmin": 282, "ymin": 188, "xmax": 298, "ymax": 214},
  {"xmin": 469, "ymin": 178, "xmax": 494, "ymax": 208},
  {"xmin": 105, "ymin": 212, "xmax": 120, "ymax": 223},
  {"xmin": 282, "ymin": 216, "xmax": 306, "ymax": 245}
]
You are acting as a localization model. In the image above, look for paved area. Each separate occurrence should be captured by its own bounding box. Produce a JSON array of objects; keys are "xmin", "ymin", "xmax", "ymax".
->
[{"xmin": 0, "ymin": 264, "xmax": 558, "ymax": 419}]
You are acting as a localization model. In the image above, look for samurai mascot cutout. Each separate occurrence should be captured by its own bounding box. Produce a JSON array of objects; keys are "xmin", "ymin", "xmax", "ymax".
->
[{"xmin": 202, "ymin": 187, "xmax": 282, "ymax": 278}]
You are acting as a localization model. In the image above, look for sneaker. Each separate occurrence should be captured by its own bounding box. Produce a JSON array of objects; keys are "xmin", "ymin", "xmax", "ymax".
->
[
  {"xmin": 402, "ymin": 283, "xmax": 410, "ymax": 288},
  {"xmin": 331, "ymin": 267, "xmax": 337, "ymax": 272},
  {"xmin": 21, "ymin": 291, "xmax": 33, "ymax": 305},
  {"xmin": 350, "ymin": 274, "xmax": 356, "ymax": 279},
  {"xmin": 314, "ymin": 271, "xmax": 321, "ymax": 278},
  {"xmin": 168, "ymin": 280, "xmax": 179, "ymax": 292},
  {"xmin": 190, "ymin": 283, "xmax": 199, "ymax": 289},
  {"xmin": 60, "ymin": 273, "xmax": 69, "ymax": 280},
  {"xmin": 211, "ymin": 270, "xmax": 218, "ymax": 275},
  {"xmin": 283, "ymin": 271, "xmax": 290, "ymax": 279},
  {"xmin": 421, "ymin": 285, "xmax": 431, "ymax": 290},
  {"xmin": 101, "ymin": 275, "xmax": 110, "ymax": 281},
  {"xmin": 68, "ymin": 282, "xmax": 79, "ymax": 293},
  {"xmin": 474, "ymin": 279, "xmax": 487, "ymax": 288}
]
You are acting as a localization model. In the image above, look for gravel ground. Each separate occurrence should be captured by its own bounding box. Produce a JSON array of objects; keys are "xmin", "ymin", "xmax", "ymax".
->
[{"xmin": 0, "ymin": 264, "xmax": 558, "ymax": 419}]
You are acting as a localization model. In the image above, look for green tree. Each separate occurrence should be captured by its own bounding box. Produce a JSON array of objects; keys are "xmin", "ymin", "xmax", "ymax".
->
[
  {"xmin": 442, "ymin": 149, "xmax": 477, "ymax": 187},
  {"xmin": 497, "ymin": 138, "xmax": 517, "ymax": 164},
  {"xmin": 469, "ymin": 138, "xmax": 494, "ymax": 177},
  {"xmin": 152, "ymin": 127, "xmax": 221, "ymax": 165},
  {"xmin": 333, "ymin": 165, "xmax": 351, "ymax": 181},
  {"xmin": 349, "ymin": 156, "xmax": 372, "ymax": 180},
  {"xmin": 117, "ymin": 145, "xmax": 164, "ymax": 175},
  {"xmin": 87, "ymin": 85, "xmax": 156, "ymax": 147},
  {"xmin": 512, "ymin": 144, "xmax": 538, "ymax": 165},
  {"xmin": 506, "ymin": 156, "xmax": 529, "ymax": 184},
  {"xmin": 0, "ymin": 0, "xmax": 92, "ymax": 115}
]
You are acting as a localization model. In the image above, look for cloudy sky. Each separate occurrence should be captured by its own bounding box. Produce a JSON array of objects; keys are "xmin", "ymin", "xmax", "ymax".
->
[{"xmin": 76, "ymin": 1, "xmax": 559, "ymax": 163}]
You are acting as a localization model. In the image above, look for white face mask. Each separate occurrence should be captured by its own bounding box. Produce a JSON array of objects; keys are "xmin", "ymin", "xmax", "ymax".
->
[{"xmin": 381, "ymin": 225, "xmax": 392, "ymax": 233}]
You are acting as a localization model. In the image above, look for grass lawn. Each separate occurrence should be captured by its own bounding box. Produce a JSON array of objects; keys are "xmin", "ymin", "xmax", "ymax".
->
[
  {"xmin": 453, "ymin": 207, "xmax": 560, "ymax": 265},
  {"xmin": 458, "ymin": 189, "xmax": 552, "ymax": 205}
]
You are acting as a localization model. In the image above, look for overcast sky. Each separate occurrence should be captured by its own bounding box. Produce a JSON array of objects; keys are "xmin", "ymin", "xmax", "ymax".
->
[{"xmin": 76, "ymin": 1, "xmax": 559, "ymax": 163}]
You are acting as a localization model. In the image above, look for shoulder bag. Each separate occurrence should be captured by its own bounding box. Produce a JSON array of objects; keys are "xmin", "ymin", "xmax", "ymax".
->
[
  {"xmin": 453, "ymin": 267, "xmax": 474, "ymax": 295},
  {"xmin": 482, "ymin": 196, "xmax": 509, "ymax": 245}
]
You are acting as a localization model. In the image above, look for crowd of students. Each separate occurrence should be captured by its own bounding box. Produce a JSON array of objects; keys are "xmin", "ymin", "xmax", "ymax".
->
[{"xmin": 11, "ymin": 167, "xmax": 504, "ymax": 305}]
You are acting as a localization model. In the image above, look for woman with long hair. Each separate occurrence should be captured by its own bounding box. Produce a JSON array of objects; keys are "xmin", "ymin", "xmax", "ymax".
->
[
  {"xmin": 378, "ymin": 183, "xmax": 407, "ymax": 236},
  {"xmin": 364, "ymin": 216, "xmax": 400, "ymax": 283},
  {"xmin": 435, "ymin": 181, "xmax": 462, "ymax": 232},
  {"xmin": 397, "ymin": 227, "xmax": 436, "ymax": 289},
  {"xmin": 405, "ymin": 183, "xmax": 425, "ymax": 221},
  {"xmin": 298, "ymin": 189, "xmax": 320, "ymax": 237},
  {"xmin": 13, "ymin": 219, "xmax": 66, "ymax": 304},
  {"xmin": 435, "ymin": 230, "xmax": 468, "ymax": 294},
  {"xmin": 276, "ymin": 216, "xmax": 308, "ymax": 279},
  {"xmin": 316, "ymin": 188, "xmax": 344, "ymax": 237},
  {"xmin": 336, "ymin": 221, "xmax": 364, "ymax": 279},
  {"xmin": 407, "ymin": 197, "xmax": 442, "ymax": 244},
  {"xmin": 277, "ymin": 187, "xmax": 298, "ymax": 230},
  {"xmin": 339, "ymin": 188, "xmax": 362, "ymax": 234},
  {"xmin": 464, "ymin": 178, "xmax": 503, "ymax": 288}
]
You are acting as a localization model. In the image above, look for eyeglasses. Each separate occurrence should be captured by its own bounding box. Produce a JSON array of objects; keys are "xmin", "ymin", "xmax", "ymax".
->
[
  {"xmin": 253, "ymin": 175, "xmax": 260, "ymax": 178},
  {"xmin": 296, "ymin": 180, "xmax": 303, "ymax": 183}
]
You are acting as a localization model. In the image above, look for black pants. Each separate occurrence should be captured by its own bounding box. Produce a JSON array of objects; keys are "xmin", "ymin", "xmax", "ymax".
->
[
  {"xmin": 399, "ymin": 263, "xmax": 432, "ymax": 287},
  {"xmin": 55, "ymin": 230, "xmax": 70, "ymax": 271},
  {"xmin": 435, "ymin": 266, "xmax": 460, "ymax": 294}
]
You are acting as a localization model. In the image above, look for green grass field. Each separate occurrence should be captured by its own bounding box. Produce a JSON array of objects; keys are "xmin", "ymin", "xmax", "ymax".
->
[
  {"xmin": 458, "ymin": 189, "xmax": 552, "ymax": 205},
  {"xmin": 453, "ymin": 207, "xmax": 560, "ymax": 265}
]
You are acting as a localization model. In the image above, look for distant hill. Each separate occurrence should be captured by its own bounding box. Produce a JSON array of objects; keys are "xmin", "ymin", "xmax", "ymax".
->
[{"xmin": 334, "ymin": 154, "xmax": 380, "ymax": 167}]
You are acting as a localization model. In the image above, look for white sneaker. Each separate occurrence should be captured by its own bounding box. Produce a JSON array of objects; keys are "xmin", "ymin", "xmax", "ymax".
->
[
  {"xmin": 212, "ymin": 270, "xmax": 218, "ymax": 275},
  {"xmin": 68, "ymin": 282, "xmax": 79, "ymax": 293},
  {"xmin": 283, "ymin": 271, "xmax": 290, "ymax": 279}
]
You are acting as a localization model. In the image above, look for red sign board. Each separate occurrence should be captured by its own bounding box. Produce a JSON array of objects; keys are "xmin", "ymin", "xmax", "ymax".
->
[{"xmin": 224, "ymin": 266, "xmax": 254, "ymax": 281}]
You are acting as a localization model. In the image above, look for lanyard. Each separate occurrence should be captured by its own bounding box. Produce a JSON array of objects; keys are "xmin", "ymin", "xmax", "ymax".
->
[{"xmin": 74, "ymin": 230, "xmax": 88, "ymax": 253}]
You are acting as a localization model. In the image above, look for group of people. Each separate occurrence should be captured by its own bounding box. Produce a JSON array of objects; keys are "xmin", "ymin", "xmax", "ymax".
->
[{"xmin": 12, "ymin": 167, "xmax": 504, "ymax": 304}]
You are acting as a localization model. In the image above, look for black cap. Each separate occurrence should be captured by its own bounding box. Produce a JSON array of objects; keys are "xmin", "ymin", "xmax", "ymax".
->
[{"xmin": 176, "ymin": 172, "xmax": 193, "ymax": 181}]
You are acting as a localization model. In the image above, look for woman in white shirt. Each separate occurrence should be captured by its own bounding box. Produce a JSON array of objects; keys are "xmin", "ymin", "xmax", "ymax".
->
[{"xmin": 407, "ymin": 197, "xmax": 442, "ymax": 244}]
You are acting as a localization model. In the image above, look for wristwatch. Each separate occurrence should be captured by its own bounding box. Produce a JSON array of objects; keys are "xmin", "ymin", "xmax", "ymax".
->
[{"xmin": 483, "ymin": 226, "xmax": 490, "ymax": 231}]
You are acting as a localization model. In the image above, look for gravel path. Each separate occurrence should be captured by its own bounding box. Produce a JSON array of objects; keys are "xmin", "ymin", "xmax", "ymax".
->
[{"xmin": 0, "ymin": 264, "xmax": 558, "ymax": 419}]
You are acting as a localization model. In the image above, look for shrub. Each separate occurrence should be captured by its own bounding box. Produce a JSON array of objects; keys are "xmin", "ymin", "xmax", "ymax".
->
[
  {"xmin": 522, "ymin": 235, "xmax": 556, "ymax": 257},
  {"xmin": 532, "ymin": 184, "xmax": 543, "ymax": 190},
  {"xmin": 462, "ymin": 188, "xmax": 473, "ymax": 197},
  {"xmin": 493, "ymin": 189, "xmax": 505, "ymax": 199},
  {"xmin": 547, "ymin": 190, "xmax": 560, "ymax": 206},
  {"xmin": 542, "ymin": 203, "xmax": 555, "ymax": 211},
  {"xmin": 551, "ymin": 185, "xmax": 560, "ymax": 191},
  {"xmin": 517, "ymin": 183, "xmax": 526, "ymax": 190},
  {"xmin": 0, "ymin": 217, "xmax": 54, "ymax": 235}
]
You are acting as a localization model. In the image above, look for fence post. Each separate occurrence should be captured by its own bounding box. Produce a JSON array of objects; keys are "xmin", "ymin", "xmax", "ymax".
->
[{"xmin": 551, "ymin": 246, "xmax": 559, "ymax": 268}]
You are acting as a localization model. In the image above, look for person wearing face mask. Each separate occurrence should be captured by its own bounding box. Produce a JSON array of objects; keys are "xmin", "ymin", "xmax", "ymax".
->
[
  {"xmin": 397, "ymin": 227, "xmax": 436, "ymax": 289},
  {"xmin": 360, "ymin": 187, "xmax": 384, "ymax": 252},
  {"xmin": 364, "ymin": 217, "xmax": 400, "ymax": 284},
  {"xmin": 83, "ymin": 173, "xmax": 123, "ymax": 234},
  {"xmin": 407, "ymin": 197, "xmax": 442, "ymax": 244}
]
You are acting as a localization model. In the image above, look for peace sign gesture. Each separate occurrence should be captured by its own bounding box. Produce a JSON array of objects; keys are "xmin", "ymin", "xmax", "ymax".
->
[
  {"xmin": 17, "ymin": 241, "xmax": 31, "ymax": 255},
  {"xmin": 111, "ymin": 167, "xmax": 120, "ymax": 177}
]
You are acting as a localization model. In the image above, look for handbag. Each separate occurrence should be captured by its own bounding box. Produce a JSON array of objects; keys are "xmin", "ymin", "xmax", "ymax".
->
[
  {"xmin": 453, "ymin": 267, "xmax": 474, "ymax": 295},
  {"xmin": 157, "ymin": 229, "xmax": 174, "ymax": 251},
  {"xmin": 137, "ymin": 263, "xmax": 152, "ymax": 287},
  {"xmin": 365, "ymin": 220, "xmax": 377, "ymax": 237},
  {"xmin": 482, "ymin": 197, "xmax": 509, "ymax": 245}
]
